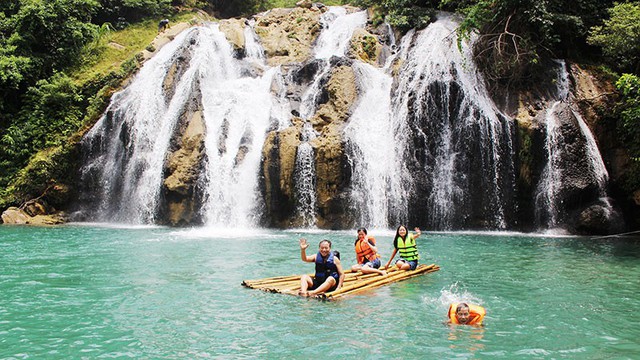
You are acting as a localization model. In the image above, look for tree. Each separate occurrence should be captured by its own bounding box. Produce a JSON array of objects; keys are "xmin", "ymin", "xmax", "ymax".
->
[
  {"xmin": 450, "ymin": 0, "xmax": 616, "ymax": 88},
  {"xmin": 350, "ymin": 0, "xmax": 438, "ymax": 31},
  {"xmin": 588, "ymin": 2, "xmax": 640, "ymax": 74}
]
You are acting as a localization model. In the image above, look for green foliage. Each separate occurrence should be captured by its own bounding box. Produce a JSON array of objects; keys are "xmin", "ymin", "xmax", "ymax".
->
[
  {"xmin": 452, "ymin": 0, "xmax": 617, "ymax": 88},
  {"xmin": 361, "ymin": 35, "xmax": 377, "ymax": 60},
  {"xmin": 616, "ymin": 74, "xmax": 640, "ymax": 157},
  {"xmin": 615, "ymin": 73, "xmax": 640, "ymax": 191},
  {"xmin": 5, "ymin": 0, "xmax": 100, "ymax": 77},
  {"xmin": 93, "ymin": 0, "xmax": 173, "ymax": 28},
  {"xmin": 0, "ymin": 74, "xmax": 85, "ymax": 187},
  {"xmin": 0, "ymin": 44, "xmax": 31, "ymax": 90},
  {"xmin": 351, "ymin": 0, "xmax": 437, "ymax": 30},
  {"xmin": 0, "ymin": 144, "xmax": 79, "ymax": 210},
  {"xmin": 588, "ymin": 2, "xmax": 640, "ymax": 74}
]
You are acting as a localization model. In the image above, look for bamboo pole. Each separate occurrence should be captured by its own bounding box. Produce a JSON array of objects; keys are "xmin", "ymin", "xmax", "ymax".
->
[
  {"xmin": 242, "ymin": 268, "xmax": 398, "ymax": 289},
  {"xmin": 320, "ymin": 264, "xmax": 437, "ymax": 299},
  {"xmin": 324, "ymin": 264, "xmax": 435, "ymax": 299},
  {"xmin": 327, "ymin": 266, "xmax": 440, "ymax": 300},
  {"xmin": 243, "ymin": 269, "xmax": 360, "ymax": 286}
]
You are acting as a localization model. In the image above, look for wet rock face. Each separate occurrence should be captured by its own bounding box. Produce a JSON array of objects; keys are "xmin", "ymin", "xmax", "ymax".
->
[
  {"xmin": 260, "ymin": 123, "xmax": 302, "ymax": 227},
  {"xmin": 219, "ymin": 18, "xmax": 247, "ymax": 53},
  {"xmin": 157, "ymin": 73, "xmax": 207, "ymax": 226},
  {"xmin": 253, "ymin": 7, "xmax": 323, "ymax": 66},
  {"xmin": 260, "ymin": 65, "xmax": 357, "ymax": 228}
]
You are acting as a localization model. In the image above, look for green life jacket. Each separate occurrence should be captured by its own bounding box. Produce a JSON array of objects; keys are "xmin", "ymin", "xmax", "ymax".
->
[{"xmin": 397, "ymin": 234, "xmax": 419, "ymax": 261}]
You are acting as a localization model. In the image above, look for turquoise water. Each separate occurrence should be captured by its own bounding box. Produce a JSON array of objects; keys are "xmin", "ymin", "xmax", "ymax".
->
[{"xmin": 1, "ymin": 225, "xmax": 639, "ymax": 359}]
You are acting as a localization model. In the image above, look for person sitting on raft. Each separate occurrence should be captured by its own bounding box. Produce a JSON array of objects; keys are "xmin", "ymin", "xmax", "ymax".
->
[
  {"xmin": 351, "ymin": 227, "xmax": 387, "ymax": 276},
  {"xmin": 298, "ymin": 238, "xmax": 344, "ymax": 297},
  {"xmin": 448, "ymin": 302, "xmax": 486, "ymax": 326},
  {"xmin": 384, "ymin": 225, "xmax": 421, "ymax": 270}
]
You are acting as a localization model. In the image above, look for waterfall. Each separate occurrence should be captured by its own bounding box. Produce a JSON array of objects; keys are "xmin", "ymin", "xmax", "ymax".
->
[
  {"xmin": 390, "ymin": 16, "xmax": 516, "ymax": 229},
  {"xmin": 535, "ymin": 60, "xmax": 610, "ymax": 229},
  {"xmin": 76, "ymin": 7, "xmax": 614, "ymax": 232},
  {"xmin": 343, "ymin": 62, "xmax": 399, "ymax": 228},
  {"xmin": 295, "ymin": 123, "xmax": 319, "ymax": 226},
  {"xmin": 79, "ymin": 24, "xmax": 276, "ymax": 226},
  {"xmin": 573, "ymin": 108, "xmax": 609, "ymax": 189},
  {"xmin": 314, "ymin": 7, "xmax": 368, "ymax": 60},
  {"xmin": 294, "ymin": 7, "xmax": 368, "ymax": 224},
  {"xmin": 243, "ymin": 20, "xmax": 265, "ymax": 62},
  {"xmin": 536, "ymin": 101, "xmax": 565, "ymax": 228},
  {"xmin": 299, "ymin": 8, "xmax": 368, "ymax": 118},
  {"xmin": 79, "ymin": 28, "xmax": 212, "ymax": 223},
  {"xmin": 196, "ymin": 25, "xmax": 275, "ymax": 227}
]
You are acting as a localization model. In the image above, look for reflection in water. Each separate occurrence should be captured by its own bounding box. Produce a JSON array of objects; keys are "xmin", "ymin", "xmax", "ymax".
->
[{"xmin": 447, "ymin": 326, "xmax": 486, "ymax": 352}]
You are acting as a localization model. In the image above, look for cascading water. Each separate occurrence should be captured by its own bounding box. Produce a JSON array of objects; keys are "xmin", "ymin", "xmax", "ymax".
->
[
  {"xmin": 536, "ymin": 101, "xmax": 565, "ymax": 228},
  {"xmin": 198, "ymin": 28, "xmax": 276, "ymax": 227},
  {"xmin": 293, "ymin": 7, "xmax": 368, "ymax": 225},
  {"xmin": 299, "ymin": 7, "xmax": 368, "ymax": 118},
  {"xmin": 79, "ymin": 28, "xmax": 210, "ymax": 223},
  {"xmin": 535, "ymin": 60, "xmax": 610, "ymax": 230},
  {"xmin": 573, "ymin": 108, "xmax": 609, "ymax": 189},
  {"xmin": 390, "ymin": 15, "xmax": 516, "ymax": 230},
  {"xmin": 76, "ymin": 7, "xmax": 615, "ymax": 232},
  {"xmin": 243, "ymin": 20, "xmax": 265, "ymax": 63},
  {"xmin": 295, "ymin": 123, "xmax": 319, "ymax": 226},
  {"xmin": 343, "ymin": 62, "xmax": 400, "ymax": 228},
  {"xmin": 79, "ymin": 24, "xmax": 276, "ymax": 226}
]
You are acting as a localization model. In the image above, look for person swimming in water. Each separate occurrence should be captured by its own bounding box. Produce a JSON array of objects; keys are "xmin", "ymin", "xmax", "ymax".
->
[{"xmin": 448, "ymin": 302, "xmax": 486, "ymax": 326}]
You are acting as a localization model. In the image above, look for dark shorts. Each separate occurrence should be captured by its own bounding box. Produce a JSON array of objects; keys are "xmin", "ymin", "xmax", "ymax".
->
[
  {"xmin": 396, "ymin": 259, "xmax": 418, "ymax": 270},
  {"xmin": 363, "ymin": 257, "xmax": 381, "ymax": 269},
  {"xmin": 312, "ymin": 273, "xmax": 339, "ymax": 291}
]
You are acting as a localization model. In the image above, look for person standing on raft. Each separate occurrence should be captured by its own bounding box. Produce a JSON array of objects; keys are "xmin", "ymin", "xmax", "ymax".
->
[
  {"xmin": 298, "ymin": 238, "xmax": 344, "ymax": 297},
  {"xmin": 448, "ymin": 302, "xmax": 486, "ymax": 326},
  {"xmin": 351, "ymin": 228, "xmax": 387, "ymax": 276},
  {"xmin": 384, "ymin": 225, "xmax": 421, "ymax": 270}
]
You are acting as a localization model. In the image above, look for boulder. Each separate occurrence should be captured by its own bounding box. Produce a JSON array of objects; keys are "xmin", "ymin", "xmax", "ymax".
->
[
  {"xmin": 219, "ymin": 18, "xmax": 247, "ymax": 52},
  {"xmin": 1, "ymin": 207, "xmax": 30, "ymax": 224},
  {"xmin": 261, "ymin": 119, "xmax": 304, "ymax": 227},
  {"xmin": 575, "ymin": 200, "xmax": 626, "ymax": 235},
  {"xmin": 0, "ymin": 207, "xmax": 66, "ymax": 225},
  {"xmin": 253, "ymin": 7, "xmax": 322, "ymax": 66},
  {"xmin": 161, "ymin": 104, "xmax": 206, "ymax": 226},
  {"xmin": 348, "ymin": 28, "xmax": 383, "ymax": 65}
]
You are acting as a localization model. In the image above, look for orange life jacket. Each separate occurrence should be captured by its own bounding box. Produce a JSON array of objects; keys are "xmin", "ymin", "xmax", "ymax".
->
[
  {"xmin": 355, "ymin": 236, "xmax": 380, "ymax": 264},
  {"xmin": 448, "ymin": 303, "xmax": 486, "ymax": 325}
]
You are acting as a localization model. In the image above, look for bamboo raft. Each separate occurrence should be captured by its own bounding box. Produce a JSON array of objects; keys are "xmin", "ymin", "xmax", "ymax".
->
[{"xmin": 242, "ymin": 263, "xmax": 440, "ymax": 300}]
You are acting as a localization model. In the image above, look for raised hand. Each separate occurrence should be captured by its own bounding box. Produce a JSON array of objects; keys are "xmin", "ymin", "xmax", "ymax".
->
[{"xmin": 299, "ymin": 238, "xmax": 309, "ymax": 250}]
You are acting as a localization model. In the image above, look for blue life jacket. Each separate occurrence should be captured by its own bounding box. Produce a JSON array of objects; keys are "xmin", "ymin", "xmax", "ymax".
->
[{"xmin": 315, "ymin": 251, "xmax": 338, "ymax": 281}]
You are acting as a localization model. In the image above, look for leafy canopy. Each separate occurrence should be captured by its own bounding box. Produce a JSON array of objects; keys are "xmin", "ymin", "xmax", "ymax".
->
[{"xmin": 588, "ymin": 2, "xmax": 640, "ymax": 74}]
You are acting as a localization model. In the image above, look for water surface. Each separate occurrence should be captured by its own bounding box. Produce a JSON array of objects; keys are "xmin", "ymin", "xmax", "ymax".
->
[{"xmin": 1, "ymin": 225, "xmax": 639, "ymax": 358}]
